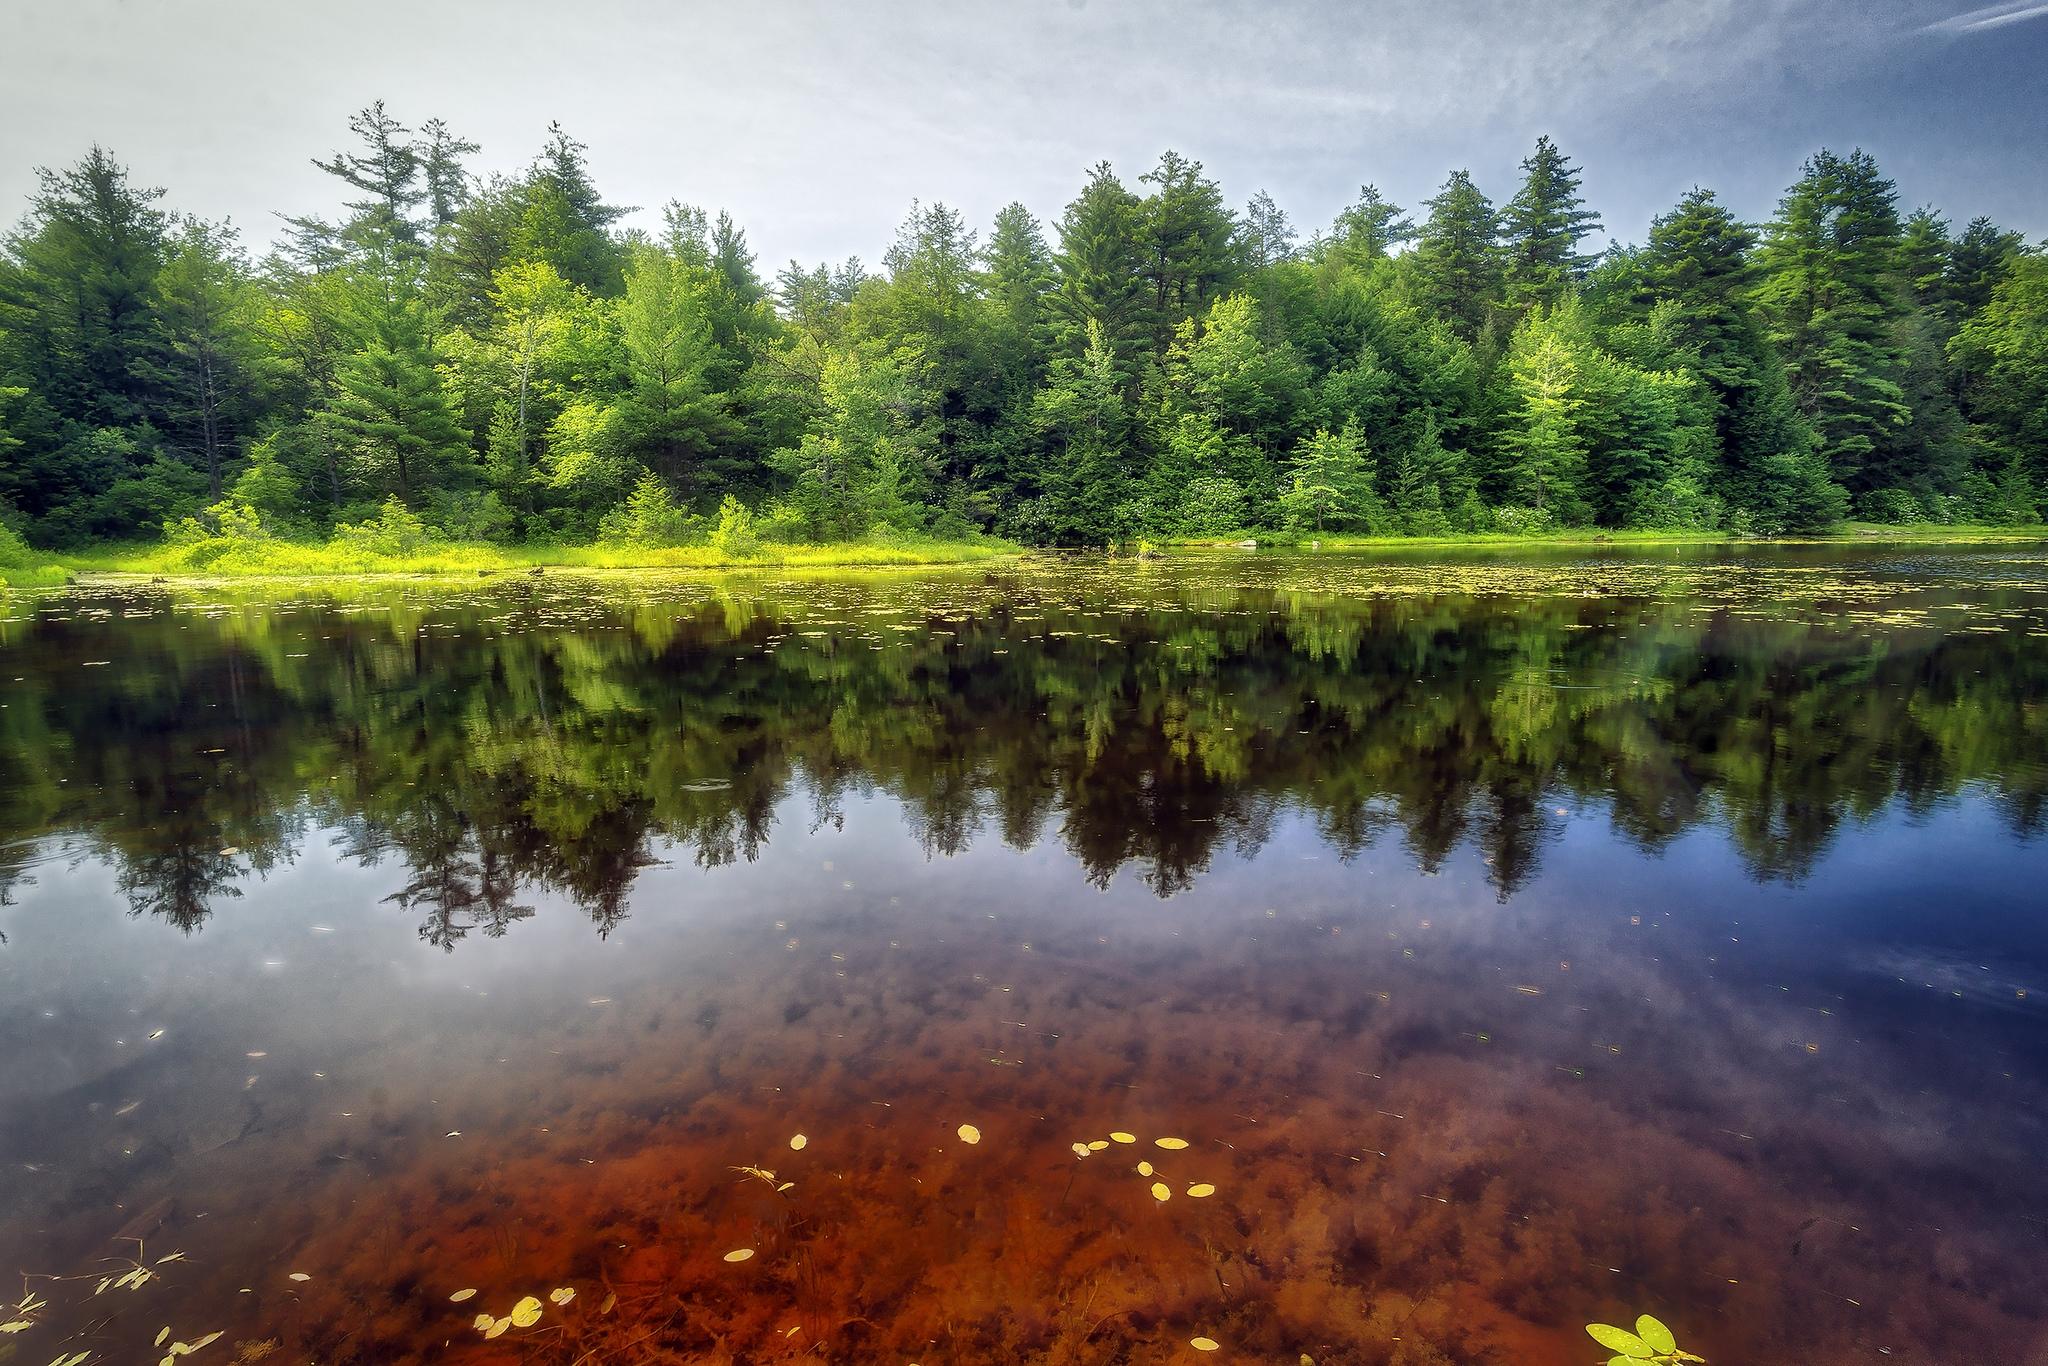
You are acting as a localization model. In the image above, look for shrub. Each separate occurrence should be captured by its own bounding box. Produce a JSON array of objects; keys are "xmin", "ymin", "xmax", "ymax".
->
[
  {"xmin": 159, "ymin": 499, "xmax": 271, "ymax": 567},
  {"xmin": 599, "ymin": 473, "xmax": 695, "ymax": 547},
  {"xmin": 709, "ymin": 495, "xmax": 760, "ymax": 559},
  {"xmin": 1174, "ymin": 477, "xmax": 1250, "ymax": 536},
  {"xmin": 0, "ymin": 517, "xmax": 33, "ymax": 570},
  {"xmin": 1859, "ymin": 487, "xmax": 1926, "ymax": 524},
  {"xmin": 334, "ymin": 497, "xmax": 434, "ymax": 557},
  {"xmin": 1491, "ymin": 504, "xmax": 1557, "ymax": 536}
]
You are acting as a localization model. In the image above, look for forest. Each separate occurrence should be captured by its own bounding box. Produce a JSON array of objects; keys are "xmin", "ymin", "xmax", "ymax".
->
[{"xmin": 1, "ymin": 104, "xmax": 2044, "ymax": 561}]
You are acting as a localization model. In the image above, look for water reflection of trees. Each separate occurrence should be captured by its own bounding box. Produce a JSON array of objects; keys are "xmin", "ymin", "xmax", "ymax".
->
[{"xmin": 2, "ymin": 576, "xmax": 2043, "ymax": 938}]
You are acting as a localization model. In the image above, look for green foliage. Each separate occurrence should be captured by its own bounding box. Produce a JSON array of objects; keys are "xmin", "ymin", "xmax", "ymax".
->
[
  {"xmin": 1, "ymin": 131, "xmax": 2038, "ymax": 562},
  {"xmin": 708, "ymin": 494, "xmax": 759, "ymax": 558},
  {"xmin": 599, "ymin": 471, "xmax": 696, "ymax": 548},
  {"xmin": 1278, "ymin": 424, "xmax": 1381, "ymax": 533},
  {"xmin": 335, "ymin": 496, "xmax": 434, "ymax": 557}
]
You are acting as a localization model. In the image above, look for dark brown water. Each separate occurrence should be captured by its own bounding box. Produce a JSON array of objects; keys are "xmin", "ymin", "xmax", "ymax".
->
[{"xmin": 2, "ymin": 546, "xmax": 2046, "ymax": 1365}]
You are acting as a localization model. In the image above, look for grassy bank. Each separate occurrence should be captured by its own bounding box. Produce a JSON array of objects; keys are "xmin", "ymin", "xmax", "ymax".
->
[
  {"xmin": 55, "ymin": 535, "xmax": 1019, "ymax": 580},
  {"xmin": 1172, "ymin": 522, "xmax": 2048, "ymax": 551}
]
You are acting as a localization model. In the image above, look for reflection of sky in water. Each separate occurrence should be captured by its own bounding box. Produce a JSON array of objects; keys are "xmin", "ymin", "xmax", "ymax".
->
[
  {"xmin": 5, "ymin": 789, "xmax": 2046, "ymax": 1362},
  {"xmin": 1, "ymin": 552, "xmax": 2047, "ymax": 1363}
]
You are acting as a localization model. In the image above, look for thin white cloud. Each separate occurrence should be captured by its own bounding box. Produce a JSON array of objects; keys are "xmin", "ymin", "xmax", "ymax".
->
[{"xmin": 1924, "ymin": 1, "xmax": 2048, "ymax": 32}]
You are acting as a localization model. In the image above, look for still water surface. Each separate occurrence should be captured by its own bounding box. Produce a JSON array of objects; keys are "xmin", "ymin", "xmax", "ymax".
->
[{"xmin": 2, "ymin": 547, "xmax": 2046, "ymax": 1364}]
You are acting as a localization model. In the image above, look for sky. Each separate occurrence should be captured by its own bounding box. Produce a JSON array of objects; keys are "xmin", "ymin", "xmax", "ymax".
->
[{"xmin": 2, "ymin": 0, "xmax": 2045, "ymax": 271}]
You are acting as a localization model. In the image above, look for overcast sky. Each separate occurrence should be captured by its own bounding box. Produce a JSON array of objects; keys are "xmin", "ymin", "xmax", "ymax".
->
[{"xmin": 4, "ymin": 0, "xmax": 2044, "ymax": 270}]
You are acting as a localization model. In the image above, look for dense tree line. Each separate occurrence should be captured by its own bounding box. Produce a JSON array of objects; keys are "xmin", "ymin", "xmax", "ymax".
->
[{"xmin": 1, "ymin": 110, "xmax": 2042, "ymax": 549}]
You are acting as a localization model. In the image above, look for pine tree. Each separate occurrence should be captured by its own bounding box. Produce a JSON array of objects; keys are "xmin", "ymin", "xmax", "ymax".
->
[
  {"xmin": 1411, "ymin": 171, "xmax": 1502, "ymax": 340},
  {"xmin": 1501, "ymin": 136, "xmax": 1603, "ymax": 311},
  {"xmin": 1642, "ymin": 187, "xmax": 1842, "ymax": 528},
  {"xmin": 515, "ymin": 123, "xmax": 632, "ymax": 295},
  {"xmin": 418, "ymin": 118, "xmax": 480, "ymax": 230},
  {"xmin": 617, "ymin": 245, "xmax": 737, "ymax": 495},
  {"xmin": 1947, "ymin": 216, "xmax": 2026, "ymax": 319},
  {"xmin": 1278, "ymin": 423, "xmax": 1378, "ymax": 533},
  {"xmin": 1755, "ymin": 148, "xmax": 1911, "ymax": 493},
  {"xmin": 1138, "ymin": 151, "xmax": 1240, "ymax": 350},
  {"xmin": 1239, "ymin": 191, "xmax": 1297, "ymax": 269},
  {"xmin": 1030, "ymin": 318, "xmax": 1131, "ymax": 544},
  {"xmin": 151, "ymin": 218, "xmax": 268, "ymax": 499},
  {"xmin": 1050, "ymin": 162, "xmax": 1151, "ymax": 380},
  {"xmin": 1502, "ymin": 318, "xmax": 1590, "ymax": 523},
  {"xmin": 1325, "ymin": 184, "xmax": 1416, "ymax": 265},
  {"xmin": 1896, "ymin": 208, "xmax": 1953, "ymax": 316},
  {"xmin": 309, "ymin": 102, "xmax": 425, "ymax": 241}
]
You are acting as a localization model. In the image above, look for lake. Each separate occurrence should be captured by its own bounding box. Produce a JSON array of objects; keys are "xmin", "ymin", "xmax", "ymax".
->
[{"xmin": 2, "ymin": 545, "xmax": 2045, "ymax": 1365}]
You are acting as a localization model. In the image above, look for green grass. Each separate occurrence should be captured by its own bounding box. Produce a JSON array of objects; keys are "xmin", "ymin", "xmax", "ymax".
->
[
  {"xmin": 1173, "ymin": 522, "xmax": 2048, "ymax": 551},
  {"xmin": 56, "ymin": 535, "xmax": 1019, "ymax": 581},
  {"xmin": 1, "ymin": 563, "xmax": 72, "ymax": 588}
]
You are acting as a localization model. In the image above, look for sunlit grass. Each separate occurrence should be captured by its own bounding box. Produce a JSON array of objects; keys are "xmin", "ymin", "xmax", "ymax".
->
[
  {"xmin": 54, "ymin": 536, "xmax": 1018, "ymax": 580},
  {"xmin": 1175, "ymin": 521, "xmax": 2048, "ymax": 551}
]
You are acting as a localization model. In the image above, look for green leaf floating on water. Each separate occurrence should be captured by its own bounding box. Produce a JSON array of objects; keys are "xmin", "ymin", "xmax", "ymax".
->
[
  {"xmin": 1636, "ymin": 1315, "xmax": 1678, "ymax": 1353},
  {"xmin": 1586, "ymin": 1323, "xmax": 1654, "ymax": 1356}
]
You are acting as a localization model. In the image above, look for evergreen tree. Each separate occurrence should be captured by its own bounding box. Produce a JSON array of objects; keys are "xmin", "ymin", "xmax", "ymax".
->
[
  {"xmin": 1501, "ymin": 319, "xmax": 1590, "ymax": 523},
  {"xmin": 309, "ymin": 101, "xmax": 425, "ymax": 241},
  {"xmin": 1278, "ymin": 423, "xmax": 1378, "ymax": 533},
  {"xmin": 1324, "ymin": 184, "xmax": 1416, "ymax": 265},
  {"xmin": 1137, "ymin": 151, "xmax": 1240, "ymax": 350},
  {"xmin": 515, "ymin": 123, "xmax": 632, "ymax": 294},
  {"xmin": 151, "ymin": 218, "xmax": 270, "ymax": 499},
  {"xmin": 1050, "ymin": 162, "xmax": 1151, "ymax": 379},
  {"xmin": 1500, "ymin": 136, "xmax": 1603, "ymax": 311},
  {"xmin": 1642, "ymin": 187, "xmax": 1842, "ymax": 528},
  {"xmin": 1755, "ymin": 148, "xmax": 1910, "ymax": 493},
  {"xmin": 1948, "ymin": 216, "xmax": 2027, "ymax": 319},
  {"xmin": 1239, "ymin": 191, "xmax": 1297, "ymax": 269},
  {"xmin": 1028, "ymin": 318, "xmax": 1130, "ymax": 544},
  {"xmin": 418, "ymin": 118, "xmax": 480, "ymax": 230},
  {"xmin": 617, "ymin": 245, "xmax": 738, "ymax": 496},
  {"xmin": 1411, "ymin": 171, "xmax": 1502, "ymax": 340}
]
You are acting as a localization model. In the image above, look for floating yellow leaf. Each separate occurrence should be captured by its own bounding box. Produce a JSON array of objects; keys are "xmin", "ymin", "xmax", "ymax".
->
[
  {"xmin": 549, "ymin": 1287, "xmax": 575, "ymax": 1306},
  {"xmin": 485, "ymin": 1316, "xmax": 511, "ymax": 1339},
  {"xmin": 956, "ymin": 1124, "xmax": 981, "ymax": 1145},
  {"xmin": 509, "ymin": 1296, "xmax": 543, "ymax": 1328},
  {"xmin": 287, "ymin": 1272, "xmax": 311, "ymax": 1282},
  {"xmin": 449, "ymin": 1288, "xmax": 477, "ymax": 1303},
  {"xmin": 1151, "ymin": 1182, "xmax": 1171, "ymax": 1202},
  {"xmin": 1109, "ymin": 1131, "xmax": 1136, "ymax": 1144},
  {"xmin": 1136, "ymin": 1161, "xmax": 1154, "ymax": 1176},
  {"xmin": 0, "ymin": 1321, "xmax": 34, "ymax": 1334},
  {"xmin": 156, "ymin": 1328, "xmax": 171, "ymax": 1347},
  {"xmin": 1155, "ymin": 1137, "xmax": 1189, "ymax": 1150},
  {"xmin": 472, "ymin": 1313, "xmax": 493, "ymax": 1332},
  {"xmin": 1191, "ymin": 1336, "xmax": 1221, "ymax": 1351},
  {"xmin": 1071, "ymin": 1142, "xmax": 1091, "ymax": 1158},
  {"xmin": 723, "ymin": 1249, "xmax": 756, "ymax": 1263},
  {"xmin": 789, "ymin": 1133, "xmax": 808, "ymax": 1151},
  {"xmin": 1187, "ymin": 1183, "xmax": 1216, "ymax": 1198}
]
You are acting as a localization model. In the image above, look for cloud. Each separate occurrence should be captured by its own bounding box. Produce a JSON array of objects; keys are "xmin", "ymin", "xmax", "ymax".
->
[{"xmin": 1923, "ymin": 1, "xmax": 2048, "ymax": 32}]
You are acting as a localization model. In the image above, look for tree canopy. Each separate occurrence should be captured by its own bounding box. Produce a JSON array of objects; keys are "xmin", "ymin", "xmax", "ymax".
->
[{"xmin": 1, "ymin": 119, "xmax": 2040, "ymax": 550}]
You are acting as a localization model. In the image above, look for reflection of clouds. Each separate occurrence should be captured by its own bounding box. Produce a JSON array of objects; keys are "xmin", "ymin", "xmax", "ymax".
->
[{"xmin": 3, "ymin": 797, "xmax": 2045, "ymax": 1362}]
